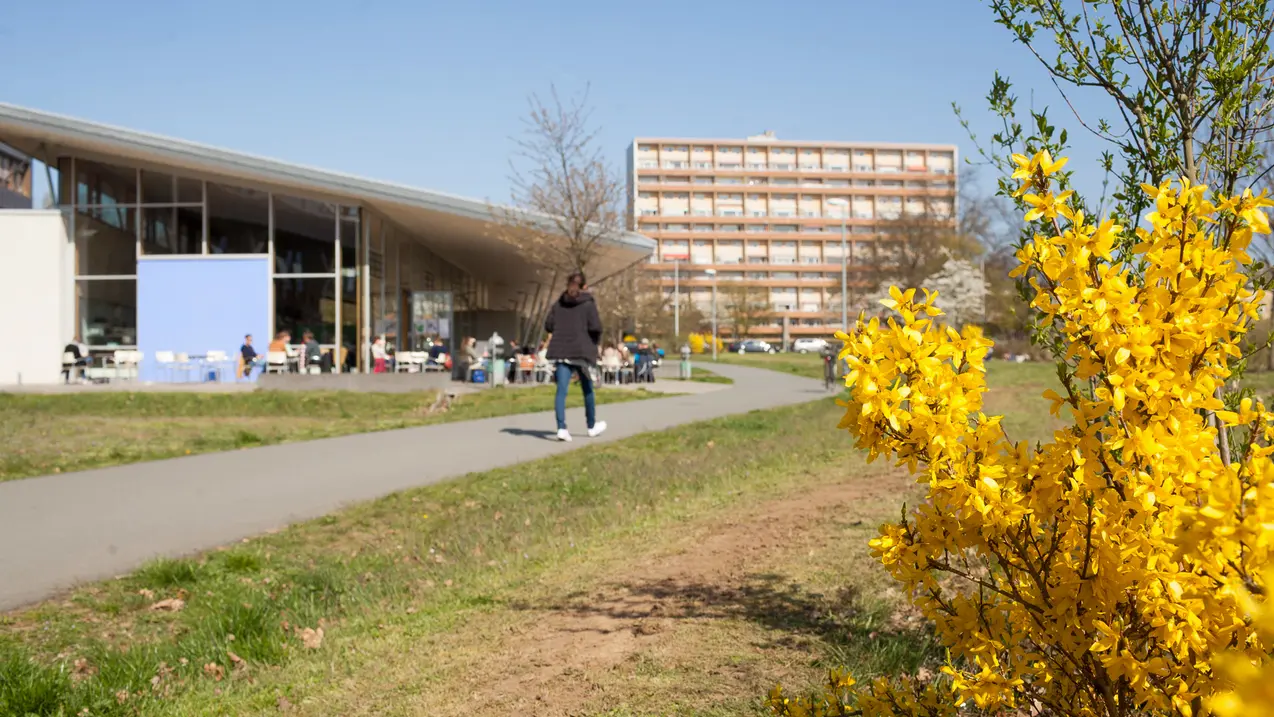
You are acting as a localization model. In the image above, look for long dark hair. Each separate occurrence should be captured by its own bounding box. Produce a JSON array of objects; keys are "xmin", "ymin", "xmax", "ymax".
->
[{"xmin": 565, "ymin": 271, "xmax": 587, "ymax": 298}]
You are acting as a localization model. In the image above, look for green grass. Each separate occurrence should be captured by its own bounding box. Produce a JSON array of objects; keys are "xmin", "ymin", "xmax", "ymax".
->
[
  {"xmin": 0, "ymin": 387, "xmax": 654, "ymax": 482},
  {"xmin": 683, "ymin": 367, "xmax": 733, "ymax": 384},
  {"xmin": 0, "ymin": 398, "xmax": 905, "ymax": 717}
]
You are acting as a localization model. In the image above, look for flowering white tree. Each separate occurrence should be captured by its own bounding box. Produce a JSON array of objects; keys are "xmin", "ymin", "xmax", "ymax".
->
[
  {"xmin": 923, "ymin": 258, "xmax": 987, "ymax": 327},
  {"xmin": 851, "ymin": 258, "xmax": 987, "ymax": 328}
]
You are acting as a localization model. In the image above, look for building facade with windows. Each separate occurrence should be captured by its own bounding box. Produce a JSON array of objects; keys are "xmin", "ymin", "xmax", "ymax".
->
[
  {"xmin": 627, "ymin": 132, "xmax": 957, "ymax": 340},
  {"xmin": 0, "ymin": 141, "xmax": 32, "ymax": 209},
  {"xmin": 0, "ymin": 104, "xmax": 652, "ymax": 384}
]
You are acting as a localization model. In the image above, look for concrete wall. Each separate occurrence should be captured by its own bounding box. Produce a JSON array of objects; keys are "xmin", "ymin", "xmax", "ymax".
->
[
  {"xmin": 0, "ymin": 210, "xmax": 70, "ymax": 384},
  {"xmin": 137, "ymin": 257, "xmax": 270, "ymax": 382}
]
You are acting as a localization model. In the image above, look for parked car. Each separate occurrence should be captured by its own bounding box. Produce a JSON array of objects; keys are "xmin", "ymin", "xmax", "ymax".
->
[
  {"xmin": 791, "ymin": 338, "xmax": 828, "ymax": 354},
  {"xmin": 735, "ymin": 339, "xmax": 777, "ymax": 354}
]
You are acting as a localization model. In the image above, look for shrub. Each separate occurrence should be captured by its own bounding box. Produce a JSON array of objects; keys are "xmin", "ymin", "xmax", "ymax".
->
[{"xmin": 769, "ymin": 154, "xmax": 1273, "ymax": 715}]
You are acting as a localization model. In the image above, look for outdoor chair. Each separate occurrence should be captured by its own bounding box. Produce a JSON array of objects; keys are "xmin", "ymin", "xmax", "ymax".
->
[
  {"xmin": 517, "ymin": 354, "xmax": 536, "ymax": 383},
  {"xmin": 61, "ymin": 352, "xmax": 86, "ymax": 384},
  {"xmin": 204, "ymin": 350, "xmax": 230, "ymax": 382},
  {"xmin": 395, "ymin": 353, "xmax": 417, "ymax": 373},
  {"xmin": 266, "ymin": 351, "xmax": 288, "ymax": 374},
  {"xmin": 533, "ymin": 357, "xmax": 552, "ymax": 383},
  {"xmin": 424, "ymin": 353, "xmax": 448, "ymax": 372},
  {"xmin": 109, "ymin": 349, "xmax": 142, "ymax": 382},
  {"xmin": 600, "ymin": 356, "xmax": 622, "ymax": 385},
  {"xmin": 173, "ymin": 352, "xmax": 195, "ymax": 382}
]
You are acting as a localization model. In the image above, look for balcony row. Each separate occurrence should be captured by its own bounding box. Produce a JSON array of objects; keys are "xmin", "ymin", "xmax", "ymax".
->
[
  {"xmin": 635, "ymin": 180, "xmax": 954, "ymax": 193},
  {"xmin": 634, "ymin": 211, "xmax": 946, "ymax": 222},
  {"xmin": 635, "ymin": 161, "xmax": 951, "ymax": 174}
]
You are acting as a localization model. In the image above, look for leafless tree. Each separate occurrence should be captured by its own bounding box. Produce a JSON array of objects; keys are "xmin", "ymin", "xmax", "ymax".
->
[
  {"xmin": 494, "ymin": 84, "xmax": 628, "ymax": 344},
  {"xmin": 721, "ymin": 284, "xmax": 769, "ymax": 339}
]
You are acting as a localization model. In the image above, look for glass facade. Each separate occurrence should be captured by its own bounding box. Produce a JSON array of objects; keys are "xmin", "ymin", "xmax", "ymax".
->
[{"xmin": 59, "ymin": 154, "xmax": 482, "ymax": 369}]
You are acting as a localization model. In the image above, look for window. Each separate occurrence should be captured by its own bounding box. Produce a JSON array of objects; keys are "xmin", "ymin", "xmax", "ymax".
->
[
  {"xmin": 747, "ymin": 178, "xmax": 769, "ymax": 186},
  {"xmin": 665, "ymin": 224, "xmax": 688, "ymax": 231},
  {"xmin": 639, "ymin": 161, "xmax": 658, "ymax": 169},
  {"xmin": 693, "ymin": 161, "xmax": 713, "ymax": 169},
  {"xmin": 853, "ymin": 179, "xmax": 874, "ymax": 187},
  {"xmin": 775, "ymin": 225, "xmax": 798, "ymax": 233},
  {"xmin": 717, "ymin": 177, "xmax": 743, "ymax": 185},
  {"xmin": 639, "ymin": 224, "xmax": 658, "ymax": 232},
  {"xmin": 639, "ymin": 175, "xmax": 660, "ymax": 184},
  {"xmin": 73, "ymin": 205, "xmax": 136, "ymax": 275},
  {"xmin": 693, "ymin": 176, "xmax": 713, "ymax": 184},
  {"xmin": 720, "ymin": 224, "xmax": 741, "ymax": 232},
  {"xmin": 693, "ymin": 224, "xmax": 714, "ymax": 231},
  {"xmin": 751, "ymin": 210, "xmax": 767, "ymax": 217},
  {"xmin": 207, "ymin": 183, "xmax": 269, "ymax": 255},
  {"xmin": 746, "ymin": 225, "xmax": 769, "ymax": 233},
  {"xmin": 772, "ymin": 163, "xmax": 794, "ymax": 171},
  {"xmin": 77, "ymin": 279, "xmax": 137, "ymax": 347}
]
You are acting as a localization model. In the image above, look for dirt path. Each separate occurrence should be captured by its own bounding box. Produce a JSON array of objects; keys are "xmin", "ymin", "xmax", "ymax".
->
[{"xmin": 404, "ymin": 469, "xmax": 914, "ymax": 717}]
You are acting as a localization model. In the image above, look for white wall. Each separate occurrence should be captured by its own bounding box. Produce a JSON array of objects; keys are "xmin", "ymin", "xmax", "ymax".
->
[{"xmin": 0, "ymin": 210, "xmax": 70, "ymax": 384}]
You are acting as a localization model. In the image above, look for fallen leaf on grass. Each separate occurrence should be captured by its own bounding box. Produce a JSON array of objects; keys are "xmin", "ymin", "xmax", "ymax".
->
[
  {"xmin": 71, "ymin": 658, "xmax": 96, "ymax": 681},
  {"xmin": 203, "ymin": 663, "xmax": 225, "ymax": 681},
  {"xmin": 297, "ymin": 626, "xmax": 324, "ymax": 649},
  {"xmin": 149, "ymin": 598, "xmax": 185, "ymax": 612},
  {"xmin": 137, "ymin": 589, "xmax": 155, "ymax": 600},
  {"xmin": 228, "ymin": 650, "xmax": 246, "ymax": 671}
]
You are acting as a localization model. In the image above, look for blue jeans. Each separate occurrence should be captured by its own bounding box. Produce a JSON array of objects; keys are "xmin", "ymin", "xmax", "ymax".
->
[{"xmin": 554, "ymin": 362, "xmax": 596, "ymax": 431}]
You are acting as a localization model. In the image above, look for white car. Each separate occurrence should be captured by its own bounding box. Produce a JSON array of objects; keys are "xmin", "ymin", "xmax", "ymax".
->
[{"xmin": 791, "ymin": 338, "xmax": 828, "ymax": 354}]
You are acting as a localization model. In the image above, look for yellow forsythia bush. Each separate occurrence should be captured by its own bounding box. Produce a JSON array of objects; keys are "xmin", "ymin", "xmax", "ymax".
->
[
  {"xmin": 770, "ymin": 153, "xmax": 1273, "ymax": 716},
  {"xmin": 687, "ymin": 332, "xmax": 723, "ymax": 355}
]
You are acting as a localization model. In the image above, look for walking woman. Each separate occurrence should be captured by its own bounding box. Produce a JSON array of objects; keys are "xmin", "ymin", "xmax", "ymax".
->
[{"xmin": 544, "ymin": 271, "xmax": 607, "ymax": 442}]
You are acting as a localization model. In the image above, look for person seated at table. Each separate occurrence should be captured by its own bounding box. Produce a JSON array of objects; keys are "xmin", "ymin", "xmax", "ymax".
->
[
  {"xmin": 62, "ymin": 340, "xmax": 90, "ymax": 383},
  {"xmin": 428, "ymin": 337, "xmax": 449, "ymax": 361},
  {"xmin": 452, "ymin": 336, "xmax": 479, "ymax": 381},
  {"xmin": 301, "ymin": 331, "xmax": 321, "ymax": 371},
  {"xmin": 372, "ymin": 335, "xmax": 388, "ymax": 373},
  {"xmin": 240, "ymin": 334, "xmax": 262, "ymax": 377},
  {"xmin": 268, "ymin": 331, "xmax": 290, "ymax": 354}
]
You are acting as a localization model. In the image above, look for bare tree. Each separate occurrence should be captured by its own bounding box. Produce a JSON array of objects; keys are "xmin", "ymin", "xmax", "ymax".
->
[
  {"xmin": 721, "ymin": 284, "xmax": 769, "ymax": 339},
  {"xmin": 495, "ymin": 84, "xmax": 627, "ymax": 344},
  {"xmin": 867, "ymin": 204, "xmax": 983, "ymax": 294}
]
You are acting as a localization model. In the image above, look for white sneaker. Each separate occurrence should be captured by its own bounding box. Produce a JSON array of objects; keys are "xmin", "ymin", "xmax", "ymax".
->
[
  {"xmin": 556, "ymin": 429, "xmax": 572, "ymax": 442},
  {"xmin": 587, "ymin": 421, "xmax": 607, "ymax": 438}
]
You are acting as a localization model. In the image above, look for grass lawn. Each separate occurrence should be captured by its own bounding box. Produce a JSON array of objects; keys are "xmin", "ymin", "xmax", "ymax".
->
[
  {"xmin": 1, "ymin": 358, "xmax": 1229, "ymax": 715},
  {"xmin": 0, "ymin": 387, "xmax": 654, "ymax": 482},
  {"xmin": 0, "ymin": 398, "xmax": 917, "ymax": 716}
]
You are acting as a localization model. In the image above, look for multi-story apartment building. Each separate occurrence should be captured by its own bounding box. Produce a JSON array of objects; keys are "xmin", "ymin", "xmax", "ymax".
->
[
  {"xmin": 0, "ymin": 142, "xmax": 32, "ymax": 209},
  {"xmin": 627, "ymin": 132, "xmax": 957, "ymax": 340}
]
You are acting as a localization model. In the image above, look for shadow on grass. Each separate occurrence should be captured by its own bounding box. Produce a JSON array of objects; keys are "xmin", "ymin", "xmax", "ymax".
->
[{"xmin": 514, "ymin": 573, "xmax": 940, "ymax": 678}]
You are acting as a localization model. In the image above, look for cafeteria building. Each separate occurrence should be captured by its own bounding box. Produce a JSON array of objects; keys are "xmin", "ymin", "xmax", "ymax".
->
[{"xmin": 0, "ymin": 104, "xmax": 653, "ymax": 384}]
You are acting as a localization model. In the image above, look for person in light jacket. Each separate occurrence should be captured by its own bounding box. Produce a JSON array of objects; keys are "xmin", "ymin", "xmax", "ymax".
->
[{"xmin": 544, "ymin": 272, "xmax": 606, "ymax": 442}]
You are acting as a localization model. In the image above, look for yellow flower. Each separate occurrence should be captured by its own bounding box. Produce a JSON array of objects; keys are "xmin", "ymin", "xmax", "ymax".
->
[{"xmin": 772, "ymin": 154, "xmax": 1274, "ymax": 717}]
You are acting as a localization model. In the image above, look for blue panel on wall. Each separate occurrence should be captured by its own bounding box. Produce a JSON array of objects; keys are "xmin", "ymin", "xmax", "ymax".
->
[{"xmin": 137, "ymin": 258, "xmax": 270, "ymax": 382}]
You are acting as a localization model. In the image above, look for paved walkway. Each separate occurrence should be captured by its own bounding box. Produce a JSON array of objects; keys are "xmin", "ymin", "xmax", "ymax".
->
[{"xmin": 0, "ymin": 364, "xmax": 825, "ymax": 610}]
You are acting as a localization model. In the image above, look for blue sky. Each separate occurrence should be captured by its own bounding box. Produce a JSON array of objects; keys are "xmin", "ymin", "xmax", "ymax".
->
[{"xmin": 4, "ymin": 0, "xmax": 1116, "ymax": 208}]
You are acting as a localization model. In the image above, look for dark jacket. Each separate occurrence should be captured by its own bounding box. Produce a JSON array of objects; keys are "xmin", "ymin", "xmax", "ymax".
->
[{"xmin": 545, "ymin": 291, "xmax": 602, "ymax": 362}]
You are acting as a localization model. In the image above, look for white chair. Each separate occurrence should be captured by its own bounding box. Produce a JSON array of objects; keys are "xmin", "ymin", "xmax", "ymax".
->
[
  {"xmin": 109, "ymin": 349, "xmax": 141, "ymax": 382},
  {"xmin": 204, "ymin": 350, "xmax": 229, "ymax": 382},
  {"xmin": 424, "ymin": 352, "xmax": 448, "ymax": 372},
  {"xmin": 600, "ymin": 355, "xmax": 622, "ymax": 385},
  {"xmin": 173, "ymin": 352, "xmax": 196, "ymax": 382},
  {"xmin": 395, "ymin": 352, "xmax": 418, "ymax": 373},
  {"xmin": 61, "ymin": 352, "xmax": 86, "ymax": 384},
  {"xmin": 154, "ymin": 351, "xmax": 176, "ymax": 382},
  {"xmin": 533, "ymin": 353, "xmax": 552, "ymax": 383},
  {"xmin": 266, "ymin": 351, "xmax": 288, "ymax": 374}
]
